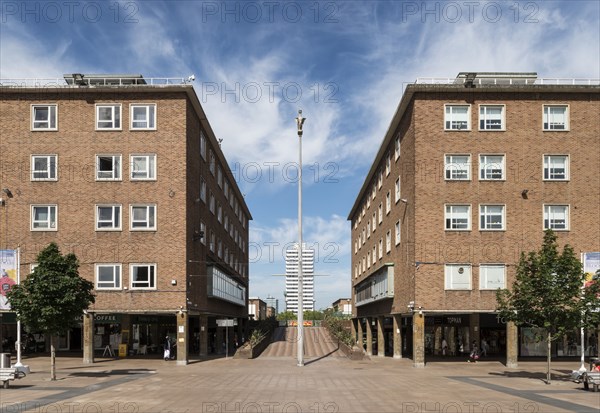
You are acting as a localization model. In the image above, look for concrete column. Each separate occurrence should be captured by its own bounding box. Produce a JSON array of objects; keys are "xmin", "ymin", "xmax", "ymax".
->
[
  {"xmin": 176, "ymin": 312, "xmax": 188, "ymax": 365},
  {"xmin": 357, "ymin": 318, "xmax": 364, "ymax": 350},
  {"xmin": 350, "ymin": 319, "xmax": 357, "ymax": 343},
  {"xmin": 506, "ymin": 321, "xmax": 518, "ymax": 368},
  {"xmin": 366, "ymin": 318, "xmax": 373, "ymax": 356},
  {"xmin": 412, "ymin": 312, "xmax": 425, "ymax": 368},
  {"xmin": 82, "ymin": 313, "xmax": 95, "ymax": 364},
  {"xmin": 199, "ymin": 316, "xmax": 208, "ymax": 357},
  {"xmin": 393, "ymin": 314, "xmax": 402, "ymax": 359},
  {"xmin": 377, "ymin": 316, "xmax": 385, "ymax": 357}
]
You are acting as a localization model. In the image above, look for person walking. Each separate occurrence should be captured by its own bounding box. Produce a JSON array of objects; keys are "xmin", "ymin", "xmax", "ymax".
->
[
  {"xmin": 468, "ymin": 341, "xmax": 479, "ymax": 363},
  {"xmin": 163, "ymin": 335, "xmax": 172, "ymax": 361},
  {"xmin": 481, "ymin": 338, "xmax": 489, "ymax": 357},
  {"xmin": 441, "ymin": 338, "xmax": 448, "ymax": 356}
]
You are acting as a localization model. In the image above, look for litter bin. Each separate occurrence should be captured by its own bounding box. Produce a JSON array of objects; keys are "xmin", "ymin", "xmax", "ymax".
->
[{"xmin": 0, "ymin": 353, "xmax": 11, "ymax": 368}]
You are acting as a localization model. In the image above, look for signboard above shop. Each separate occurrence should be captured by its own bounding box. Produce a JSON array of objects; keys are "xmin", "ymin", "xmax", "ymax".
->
[{"xmin": 216, "ymin": 319, "xmax": 237, "ymax": 327}]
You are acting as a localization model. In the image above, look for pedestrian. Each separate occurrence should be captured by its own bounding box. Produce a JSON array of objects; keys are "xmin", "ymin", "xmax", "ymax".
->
[
  {"xmin": 481, "ymin": 338, "xmax": 488, "ymax": 357},
  {"xmin": 441, "ymin": 338, "xmax": 448, "ymax": 356},
  {"xmin": 468, "ymin": 341, "xmax": 479, "ymax": 363},
  {"xmin": 163, "ymin": 335, "xmax": 172, "ymax": 361}
]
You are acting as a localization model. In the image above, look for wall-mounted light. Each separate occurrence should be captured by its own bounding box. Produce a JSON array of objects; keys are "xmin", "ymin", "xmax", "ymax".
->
[
  {"xmin": 193, "ymin": 230, "xmax": 204, "ymax": 242},
  {"xmin": 2, "ymin": 188, "xmax": 13, "ymax": 198},
  {"xmin": 521, "ymin": 189, "xmax": 529, "ymax": 199},
  {"xmin": 418, "ymin": 306, "xmax": 423, "ymax": 316},
  {"xmin": 171, "ymin": 279, "xmax": 177, "ymax": 286},
  {"xmin": 400, "ymin": 198, "xmax": 408, "ymax": 204}
]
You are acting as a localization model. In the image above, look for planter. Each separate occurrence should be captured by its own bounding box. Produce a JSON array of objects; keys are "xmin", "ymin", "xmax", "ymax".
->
[
  {"xmin": 338, "ymin": 340, "xmax": 366, "ymax": 360},
  {"xmin": 233, "ymin": 333, "xmax": 271, "ymax": 359}
]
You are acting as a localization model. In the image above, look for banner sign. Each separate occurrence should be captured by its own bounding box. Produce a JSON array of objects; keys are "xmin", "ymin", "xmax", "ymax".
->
[
  {"xmin": 583, "ymin": 252, "xmax": 600, "ymax": 287},
  {"xmin": 0, "ymin": 250, "xmax": 18, "ymax": 310}
]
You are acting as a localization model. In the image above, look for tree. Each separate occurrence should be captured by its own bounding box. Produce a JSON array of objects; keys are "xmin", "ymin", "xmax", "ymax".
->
[
  {"xmin": 496, "ymin": 230, "xmax": 600, "ymax": 384},
  {"xmin": 276, "ymin": 311, "xmax": 297, "ymax": 322},
  {"xmin": 7, "ymin": 243, "xmax": 95, "ymax": 380}
]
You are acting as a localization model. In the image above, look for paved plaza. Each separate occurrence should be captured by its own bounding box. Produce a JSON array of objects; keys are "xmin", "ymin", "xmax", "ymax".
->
[{"xmin": 1, "ymin": 354, "xmax": 599, "ymax": 413}]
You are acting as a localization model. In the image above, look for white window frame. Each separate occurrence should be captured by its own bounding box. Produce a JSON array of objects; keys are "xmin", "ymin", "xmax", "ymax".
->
[
  {"xmin": 378, "ymin": 203, "xmax": 383, "ymax": 224},
  {"xmin": 31, "ymin": 104, "xmax": 58, "ymax": 130},
  {"xmin": 444, "ymin": 104, "xmax": 471, "ymax": 131},
  {"xmin": 31, "ymin": 155, "xmax": 57, "ymax": 181},
  {"xmin": 386, "ymin": 230, "xmax": 392, "ymax": 253},
  {"xmin": 31, "ymin": 204, "xmax": 57, "ymax": 231},
  {"xmin": 130, "ymin": 103, "xmax": 156, "ymax": 130},
  {"xmin": 544, "ymin": 205, "xmax": 569, "ymax": 231},
  {"xmin": 395, "ymin": 177, "xmax": 401, "ymax": 203},
  {"xmin": 200, "ymin": 221, "xmax": 206, "ymax": 245},
  {"xmin": 95, "ymin": 264, "xmax": 122, "ymax": 290},
  {"xmin": 130, "ymin": 263, "xmax": 156, "ymax": 290},
  {"xmin": 95, "ymin": 204, "xmax": 122, "ymax": 231},
  {"xmin": 130, "ymin": 204, "xmax": 157, "ymax": 231},
  {"xmin": 200, "ymin": 131, "xmax": 207, "ymax": 160},
  {"xmin": 130, "ymin": 154, "xmax": 156, "ymax": 181},
  {"xmin": 378, "ymin": 238, "xmax": 383, "ymax": 259},
  {"xmin": 367, "ymin": 251, "xmax": 371, "ymax": 269},
  {"xmin": 96, "ymin": 155, "xmax": 122, "ymax": 181},
  {"xmin": 478, "ymin": 105, "xmax": 505, "ymax": 131},
  {"xmin": 395, "ymin": 221, "xmax": 401, "ymax": 245},
  {"xmin": 479, "ymin": 204, "xmax": 505, "ymax": 231},
  {"xmin": 543, "ymin": 155, "xmax": 569, "ymax": 181},
  {"xmin": 372, "ymin": 213, "xmax": 376, "ymax": 232},
  {"xmin": 445, "ymin": 154, "xmax": 471, "ymax": 181},
  {"xmin": 479, "ymin": 154, "xmax": 505, "ymax": 181},
  {"xmin": 217, "ymin": 166, "xmax": 223, "ymax": 188},
  {"xmin": 386, "ymin": 191, "xmax": 391, "ymax": 214},
  {"xmin": 96, "ymin": 104, "xmax": 122, "ymax": 130},
  {"xmin": 445, "ymin": 204, "xmax": 471, "ymax": 231},
  {"xmin": 479, "ymin": 264, "xmax": 506, "ymax": 290},
  {"xmin": 378, "ymin": 170, "xmax": 383, "ymax": 189},
  {"xmin": 543, "ymin": 105, "xmax": 569, "ymax": 131},
  {"xmin": 385, "ymin": 154, "xmax": 391, "ymax": 176},
  {"xmin": 372, "ymin": 246, "xmax": 376, "ymax": 265},
  {"xmin": 210, "ymin": 193, "xmax": 215, "ymax": 214},
  {"xmin": 367, "ymin": 220, "xmax": 371, "ymax": 238},
  {"xmin": 445, "ymin": 264, "xmax": 472, "ymax": 290},
  {"xmin": 209, "ymin": 150, "xmax": 216, "ymax": 175},
  {"xmin": 200, "ymin": 178, "xmax": 207, "ymax": 203},
  {"xmin": 394, "ymin": 135, "xmax": 401, "ymax": 161}
]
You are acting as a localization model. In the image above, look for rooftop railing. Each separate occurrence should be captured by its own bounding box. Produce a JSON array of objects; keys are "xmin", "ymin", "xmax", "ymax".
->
[
  {"xmin": 415, "ymin": 77, "xmax": 600, "ymax": 86},
  {"xmin": 0, "ymin": 77, "xmax": 193, "ymax": 88}
]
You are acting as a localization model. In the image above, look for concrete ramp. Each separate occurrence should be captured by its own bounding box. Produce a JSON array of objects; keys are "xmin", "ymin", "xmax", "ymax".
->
[{"xmin": 260, "ymin": 327, "xmax": 344, "ymax": 359}]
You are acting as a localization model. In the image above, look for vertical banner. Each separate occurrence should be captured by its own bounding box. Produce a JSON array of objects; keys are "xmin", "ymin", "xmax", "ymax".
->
[
  {"xmin": 583, "ymin": 252, "xmax": 600, "ymax": 286},
  {"xmin": 0, "ymin": 249, "xmax": 18, "ymax": 310}
]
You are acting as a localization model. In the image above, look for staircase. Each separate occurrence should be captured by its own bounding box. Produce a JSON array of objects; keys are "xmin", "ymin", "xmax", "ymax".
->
[{"xmin": 259, "ymin": 326, "xmax": 344, "ymax": 359}]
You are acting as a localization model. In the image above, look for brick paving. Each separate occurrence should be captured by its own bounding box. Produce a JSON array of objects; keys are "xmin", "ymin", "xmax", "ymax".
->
[{"xmin": 1, "ymin": 354, "xmax": 599, "ymax": 413}]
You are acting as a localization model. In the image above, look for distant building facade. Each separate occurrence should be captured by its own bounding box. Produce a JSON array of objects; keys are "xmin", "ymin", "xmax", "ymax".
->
[
  {"xmin": 265, "ymin": 295, "xmax": 279, "ymax": 315},
  {"xmin": 248, "ymin": 297, "xmax": 267, "ymax": 320},
  {"xmin": 332, "ymin": 298, "xmax": 352, "ymax": 316},
  {"xmin": 285, "ymin": 243, "xmax": 314, "ymax": 314}
]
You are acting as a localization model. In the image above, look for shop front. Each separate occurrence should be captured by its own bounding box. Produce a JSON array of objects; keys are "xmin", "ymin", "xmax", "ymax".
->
[{"xmin": 424, "ymin": 314, "xmax": 471, "ymax": 356}]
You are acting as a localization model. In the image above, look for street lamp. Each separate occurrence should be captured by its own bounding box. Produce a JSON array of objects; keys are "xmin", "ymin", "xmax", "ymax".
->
[{"xmin": 295, "ymin": 109, "xmax": 306, "ymax": 367}]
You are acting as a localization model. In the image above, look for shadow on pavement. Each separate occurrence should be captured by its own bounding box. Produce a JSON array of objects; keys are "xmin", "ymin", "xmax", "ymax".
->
[{"xmin": 68, "ymin": 369, "xmax": 153, "ymax": 378}]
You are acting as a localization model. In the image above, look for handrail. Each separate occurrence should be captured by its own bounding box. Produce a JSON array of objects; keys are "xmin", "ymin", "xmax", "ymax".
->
[
  {"xmin": 415, "ymin": 77, "xmax": 600, "ymax": 86},
  {"xmin": 0, "ymin": 77, "xmax": 192, "ymax": 87}
]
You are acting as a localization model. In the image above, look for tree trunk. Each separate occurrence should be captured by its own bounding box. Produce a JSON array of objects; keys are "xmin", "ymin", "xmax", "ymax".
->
[
  {"xmin": 50, "ymin": 335, "xmax": 56, "ymax": 381},
  {"xmin": 546, "ymin": 331, "xmax": 552, "ymax": 384}
]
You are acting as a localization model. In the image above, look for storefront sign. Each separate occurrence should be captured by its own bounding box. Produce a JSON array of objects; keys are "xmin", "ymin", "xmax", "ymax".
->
[{"xmin": 0, "ymin": 250, "xmax": 17, "ymax": 310}]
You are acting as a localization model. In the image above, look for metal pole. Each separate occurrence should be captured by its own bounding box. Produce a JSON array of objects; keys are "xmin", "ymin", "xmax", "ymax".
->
[
  {"xmin": 15, "ymin": 247, "xmax": 23, "ymax": 367},
  {"xmin": 296, "ymin": 110, "xmax": 305, "ymax": 367}
]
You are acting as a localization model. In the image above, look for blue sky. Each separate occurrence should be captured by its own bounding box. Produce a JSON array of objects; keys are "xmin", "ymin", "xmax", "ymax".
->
[{"xmin": 1, "ymin": 1, "xmax": 599, "ymax": 310}]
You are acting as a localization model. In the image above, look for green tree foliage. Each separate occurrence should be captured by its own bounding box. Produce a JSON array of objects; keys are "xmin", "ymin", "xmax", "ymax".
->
[
  {"xmin": 303, "ymin": 310, "xmax": 324, "ymax": 320},
  {"xmin": 496, "ymin": 230, "xmax": 600, "ymax": 384},
  {"xmin": 7, "ymin": 243, "xmax": 95, "ymax": 380},
  {"xmin": 276, "ymin": 311, "xmax": 297, "ymax": 321}
]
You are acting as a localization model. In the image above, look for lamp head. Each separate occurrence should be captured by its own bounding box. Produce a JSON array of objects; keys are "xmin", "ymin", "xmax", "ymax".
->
[{"xmin": 296, "ymin": 110, "xmax": 306, "ymax": 137}]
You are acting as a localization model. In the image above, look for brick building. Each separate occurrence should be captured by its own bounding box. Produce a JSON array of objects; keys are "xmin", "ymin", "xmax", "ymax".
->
[
  {"xmin": 248, "ymin": 297, "xmax": 267, "ymax": 320},
  {"xmin": 0, "ymin": 74, "xmax": 251, "ymax": 365},
  {"xmin": 348, "ymin": 72, "xmax": 600, "ymax": 367}
]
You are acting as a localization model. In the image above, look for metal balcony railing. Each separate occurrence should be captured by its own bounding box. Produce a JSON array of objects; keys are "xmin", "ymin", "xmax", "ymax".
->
[
  {"xmin": 415, "ymin": 77, "xmax": 600, "ymax": 86},
  {"xmin": 0, "ymin": 77, "xmax": 193, "ymax": 88}
]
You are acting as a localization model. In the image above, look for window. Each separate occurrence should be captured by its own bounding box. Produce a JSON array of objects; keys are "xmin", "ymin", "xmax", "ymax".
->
[
  {"xmin": 200, "ymin": 131, "xmax": 207, "ymax": 160},
  {"xmin": 378, "ymin": 238, "xmax": 383, "ymax": 259},
  {"xmin": 96, "ymin": 205, "xmax": 121, "ymax": 230},
  {"xmin": 218, "ymin": 240, "xmax": 222, "ymax": 258},
  {"xmin": 130, "ymin": 264, "xmax": 156, "ymax": 289},
  {"xmin": 130, "ymin": 204, "xmax": 156, "ymax": 230},
  {"xmin": 200, "ymin": 221, "xmax": 206, "ymax": 245},
  {"xmin": 543, "ymin": 105, "xmax": 568, "ymax": 130},
  {"xmin": 544, "ymin": 155, "xmax": 569, "ymax": 180},
  {"xmin": 366, "ymin": 197, "xmax": 371, "ymax": 209},
  {"xmin": 372, "ymin": 213, "xmax": 376, "ymax": 232},
  {"xmin": 386, "ymin": 191, "xmax": 391, "ymax": 214},
  {"xmin": 362, "ymin": 228, "xmax": 366, "ymax": 245},
  {"xmin": 354, "ymin": 240, "xmax": 358, "ymax": 254},
  {"xmin": 96, "ymin": 264, "xmax": 121, "ymax": 289},
  {"xmin": 378, "ymin": 170, "xmax": 383, "ymax": 189},
  {"xmin": 479, "ymin": 105, "xmax": 504, "ymax": 130},
  {"xmin": 200, "ymin": 178, "xmax": 207, "ymax": 203},
  {"xmin": 31, "ymin": 155, "xmax": 57, "ymax": 181},
  {"xmin": 96, "ymin": 155, "xmax": 121, "ymax": 181},
  {"xmin": 386, "ymin": 230, "xmax": 391, "ymax": 253},
  {"xmin": 544, "ymin": 205, "xmax": 569, "ymax": 230},
  {"xmin": 130, "ymin": 154, "xmax": 156, "ymax": 180},
  {"xmin": 367, "ymin": 251, "xmax": 371, "ymax": 269},
  {"xmin": 224, "ymin": 181, "xmax": 229, "ymax": 200},
  {"xmin": 395, "ymin": 221, "xmax": 401, "ymax": 245},
  {"xmin": 386, "ymin": 154, "xmax": 391, "ymax": 176},
  {"xmin": 31, "ymin": 104, "xmax": 57, "ymax": 130},
  {"xmin": 395, "ymin": 177, "xmax": 401, "ymax": 203},
  {"xmin": 224, "ymin": 215, "xmax": 229, "ymax": 232},
  {"xmin": 445, "ymin": 205, "xmax": 471, "ymax": 230},
  {"xmin": 444, "ymin": 105, "xmax": 470, "ymax": 130},
  {"xmin": 445, "ymin": 155, "xmax": 471, "ymax": 180},
  {"xmin": 217, "ymin": 166, "xmax": 223, "ymax": 188},
  {"xmin": 31, "ymin": 205, "xmax": 57, "ymax": 230},
  {"xmin": 209, "ymin": 150, "xmax": 216, "ymax": 175},
  {"xmin": 217, "ymin": 204, "xmax": 222, "ymax": 223},
  {"xmin": 445, "ymin": 264, "xmax": 472, "ymax": 290},
  {"xmin": 479, "ymin": 264, "xmax": 506, "ymax": 290},
  {"xmin": 210, "ymin": 231, "xmax": 215, "ymax": 252},
  {"xmin": 371, "ymin": 184, "xmax": 376, "ymax": 200},
  {"xmin": 130, "ymin": 104, "xmax": 156, "ymax": 130},
  {"xmin": 479, "ymin": 205, "xmax": 505, "ymax": 230},
  {"xmin": 96, "ymin": 104, "xmax": 121, "ymax": 130},
  {"xmin": 479, "ymin": 154, "xmax": 505, "ymax": 180},
  {"xmin": 394, "ymin": 135, "xmax": 401, "ymax": 161},
  {"xmin": 378, "ymin": 203, "xmax": 383, "ymax": 224},
  {"xmin": 372, "ymin": 246, "xmax": 376, "ymax": 265},
  {"xmin": 367, "ymin": 221, "xmax": 371, "ymax": 238},
  {"xmin": 210, "ymin": 192, "xmax": 215, "ymax": 214}
]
